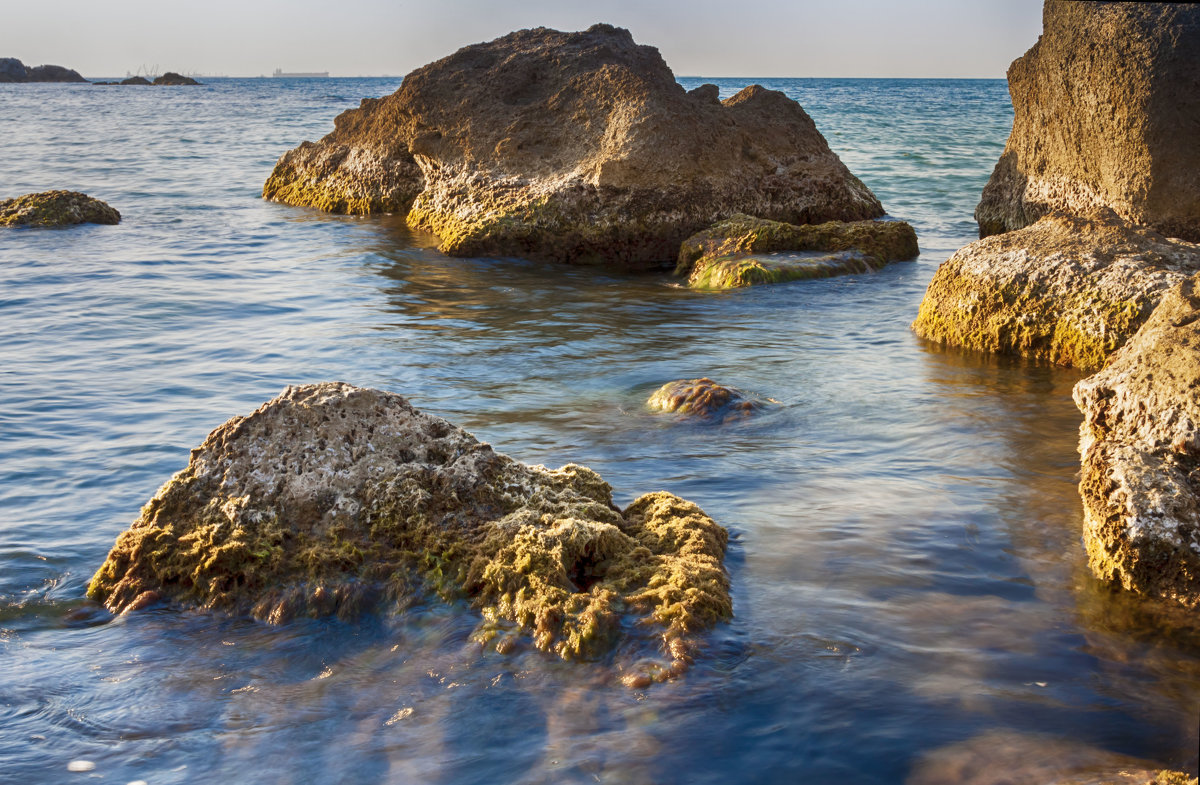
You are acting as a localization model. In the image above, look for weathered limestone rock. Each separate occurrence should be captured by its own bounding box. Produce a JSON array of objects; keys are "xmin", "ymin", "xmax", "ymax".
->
[
  {"xmin": 647, "ymin": 378, "xmax": 770, "ymax": 420},
  {"xmin": 677, "ymin": 213, "xmax": 918, "ymax": 289},
  {"xmin": 913, "ymin": 212, "xmax": 1200, "ymax": 371},
  {"xmin": 0, "ymin": 191, "xmax": 120, "ymax": 227},
  {"xmin": 88, "ymin": 383, "xmax": 730, "ymax": 672},
  {"xmin": 263, "ymin": 25, "xmax": 884, "ymax": 267},
  {"xmin": 0, "ymin": 58, "xmax": 87, "ymax": 83},
  {"xmin": 1073, "ymin": 275, "xmax": 1200, "ymax": 610},
  {"xmin": 976, "ymin": 1, "xmax": 1200, "ymax": 242},
  {"xmin": 152, "ymin": 72, "xmax": 200, "ymax": 86}
]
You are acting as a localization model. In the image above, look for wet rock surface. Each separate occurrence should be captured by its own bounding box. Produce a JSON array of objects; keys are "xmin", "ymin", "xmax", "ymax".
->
[
  {"xmin": 1073, "ymin": 275, "xmax": 1200, "ymax": 610},
  {"xmin": 646, "ymin": 378, "xmax": 771, "ymax": 420},
  {"xmin": 975, "ymin": 1, "xmax": 1200, "ymax": 242},
  {"xmin": 263, "ymin": 25, "xmax": 884, "ymax": 267},
  {"xmin": 677, "ymin": 213, "xmax": 918, "ymax": 289},
  {"xmin": 0, "ymin": 190, "xmax": 121, "ymax": 227},
  {"xmin": 88, "ymin": 383, "xmax": 731, "ymax": 673},
  {"xmin": 913, "ymin": 212, "xmax": 1200, "ymax": 371}
]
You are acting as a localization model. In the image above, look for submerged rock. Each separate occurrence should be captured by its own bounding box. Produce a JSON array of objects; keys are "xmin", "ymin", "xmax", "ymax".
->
[
  {"xmin": 0, "ymin": 58, "xmax": 87, "ymax": 83},
  {"xmin": 88, "ymin": 383, "xmax": 731, "ymax": 670},
  {"xmin": 0, "ymin": 191, "xmax": 120, "ymax": 227},
  {"xmin": 1073, "ymin": 275, "xmax": 1200, "ymax": 610},
  {"xmin": 676, "ymin": 213, "xmax": 918, "ymax": 289},
  {"xmin": 263, "ymin": 25, "xmax": 884, "ymax": 267},
  {"xmin": 975, "ymin": 1, "xmax": 1200, "ymax": 242},
  {"xmin": 647, "ymin": 378, "xmax": 770, "ymax": 420},
  {"xmin": 912, "ymin": 212, "xmax": 1200, "ymax": 371},
  {"xmin": 152, "ymin": 72, "xmax": 200, "ymax": 86}
]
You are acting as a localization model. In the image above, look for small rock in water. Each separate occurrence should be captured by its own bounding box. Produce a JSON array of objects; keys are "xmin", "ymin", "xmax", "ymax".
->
[
  {"xmin": 647, "ymin": 378, "xmax": 770, "ymax": 420},
  {"xmin": 66, "ymin": 760, "xmax": 96, "ymax": 772},
  {"xmin": 0, "ymin": 190, "xmax": 120, "ymax": 228}
]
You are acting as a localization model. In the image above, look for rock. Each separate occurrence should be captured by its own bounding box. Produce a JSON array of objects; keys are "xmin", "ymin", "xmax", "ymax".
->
[
  {"xmin": 676, "ymin": 213, "xmax": 918, "ymax": 289},
  {"xmin": 975, "ymin": 1, "xmax": 1200, "ymax": 242},
  {"xmin": 263, "ymin": 25, "xmax": 884, "ymax": 267},
  {"xmin": 1073, "ymin": 274, "xmax": 1200, "ymax": 610},
  {"xmin": 152, "ymin": 72, "xmax": 200, "ymax": 85},
  {"xmin": 647, "ymin": 378, "xmax": 769, "ymax": 420},
  {"xmin": 0, "ymin": 58, "xmax": 87, "ymax": 83},
  {"xmin": 912, "ymin": 211, "xmax": 1200, "ymax": 371},
  {"xmin": 88, "ymin": 383, "xmax": 731, "ymax": 668},
  {"xmin": 0, "ymin": 191, "xmax": 120, "ymax": 227},
  {"xmin": 120, "ymin": 76, "xmax": 152, "ymax": 86}
]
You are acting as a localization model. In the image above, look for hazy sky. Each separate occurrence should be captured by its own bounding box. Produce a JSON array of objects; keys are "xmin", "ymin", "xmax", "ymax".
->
[{"xmin": 3, "ymin": 0, "xmax": 1044, "ymax": 79}]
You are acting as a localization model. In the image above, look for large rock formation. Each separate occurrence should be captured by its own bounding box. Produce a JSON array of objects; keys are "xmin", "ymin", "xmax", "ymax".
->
[
  {"xmin": 0, "ymin": 58, "xmax": 87, "ymax": 83},
  {"xmin": 1073, "ymin": 275, "xmax": 1200, "ymax": 610},
  {"xmin": 88, "ymin": 383, "xmax": 731, "ymax": 674},
  {"xmin": 152, "ymin": 72, "xmax": 200, "ymax": 85},
  {"xmin": 0, "ymin": 191, "xmax": 120, "ymax": 227},
  {"xmin": 263, "ymin": 25, "xmax": 884, "ymax": 267},
  {"xmin": 913, "ymin": 211, "xmax": 1200, "ymax": 371},
  {"xmin": 677, "ymin": 213, "xmax": 918, "ymax": 289},
  {"xmin": 975, "ymin": 1, "xmax": 1200, "ymax": 242}
]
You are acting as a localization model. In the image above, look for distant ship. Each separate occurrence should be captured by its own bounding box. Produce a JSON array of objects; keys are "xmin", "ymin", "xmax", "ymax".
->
[{"xmin": 273, "ymin": 68, "xmax": 329, "ymax": 78}]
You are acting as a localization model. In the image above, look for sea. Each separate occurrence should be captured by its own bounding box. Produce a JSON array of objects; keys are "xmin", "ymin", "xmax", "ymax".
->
[{"xmin": 1, "ymin": 76, "xmax": 1197, "ymax": 784}]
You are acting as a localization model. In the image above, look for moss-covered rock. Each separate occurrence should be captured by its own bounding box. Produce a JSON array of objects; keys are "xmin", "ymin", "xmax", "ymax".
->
[
  {"xmin": 647, "ymin": 378, "xmax": 770, "ymax": 420},
  {"xmin": 88, "ymin": 383, "xmax": 730, "ymax": 674},
  {"xmin": 913, "ymin": 212, "xmax": 1200, "ymax": 371},
  {"xmin": 0, "ymin": 190, "xmax": 120, "ymax": 227},
  {"xmin": 676, "ymin": 213, "xmax": 918, "ymax": 289}
]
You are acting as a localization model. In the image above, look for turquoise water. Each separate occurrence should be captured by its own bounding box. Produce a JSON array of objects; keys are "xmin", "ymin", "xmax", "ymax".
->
[{"xmin": 1, "ymin": 77, "xmax": 1197, "ymax": 783}]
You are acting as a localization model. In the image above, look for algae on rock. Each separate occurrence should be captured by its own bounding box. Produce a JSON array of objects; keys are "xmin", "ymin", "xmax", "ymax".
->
[
  {"xmin": 88, "ymin": 383, "xmax": 731, "ymax": 672},
  {"xmin": 0, "ymin": 190, "xmax": 120, "ymax": 227}
]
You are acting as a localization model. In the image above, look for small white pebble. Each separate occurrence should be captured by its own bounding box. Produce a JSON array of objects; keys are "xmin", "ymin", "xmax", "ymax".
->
[
  {"xmin": 127, "ymin": 780, "xmax": 149, "ymax": 785},
  {"xmin": 67, "ymin": 760, "xmax": 96, "ymax": 772}
]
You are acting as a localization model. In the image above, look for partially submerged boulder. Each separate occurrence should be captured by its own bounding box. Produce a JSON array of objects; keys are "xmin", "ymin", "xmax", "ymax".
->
[
  {"xmin": 647, "ymin": 378, "xmax": 770, "ymax": 420},
  {"xmin": 120, "ymin": 76, "xmax": 151, "ymax": 85},
  {"xmin": 0, "ymin": 191, "xmax": 120, "ymax": 227},
  {"xmin": 1073, "ymin": 275, "xmax": 1200, "ymax": 610},
  {"xmin": 152, "ymin": 72, "xmax": 200, "ymax": 85},
  {"xmin": 676, "ymin": 213, "xmax": 918, "ymax": 289},
  {"xmin": 88, "ymin": 383, "xmax": 730, "ymax": 673},
  {"xmin": 976, "ymin": 1, "xmax": 1200, "ymax": 242},
  {"xmin": 0, "ymin": 58, "xmax": 87, "ymax": 83},
  {"xmin": 912, "ymin": 212, "xmax": 1200, "ymax": 371},
  {"xmin": 263, "ymin": 25, "xmax": 884, "ymax": 267}
]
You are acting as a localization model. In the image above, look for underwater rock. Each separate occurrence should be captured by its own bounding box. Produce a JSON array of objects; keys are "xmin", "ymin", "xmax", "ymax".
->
[
  {"xmin": 1073, "ymin": 274, "xmax": 1200, "ymax": 610},
  {"xmin": 0, "ymin": 58, "xmax": 87, "ymax": 83},
  {"xmin": 975, "ymin": 1, "xmax": 1200, "ymax": 242},
  {"xmin": 152, "ymin": 72, "xmax": 200, "ymax": 85},
  {"xmin": 263, "ymin": 25, "xmax": 884, "ymax": 267},
  {"xmin": 676, "ymin": 213, "xmax": 918, "ymax": 289},
  {"xmin": 0, "ymin": 191, "xmax": 121, "ymax": 227},
  {"xmin": 912, "ymin": 212, "xmax": 1200, "ymax": 371},
  {"xmin": 88, "ymin": 383, "xmax": 731, "ymax": 670},
  {"xmin": 647, "ymin": 378, "xmax": 768, "ymax": 420}
]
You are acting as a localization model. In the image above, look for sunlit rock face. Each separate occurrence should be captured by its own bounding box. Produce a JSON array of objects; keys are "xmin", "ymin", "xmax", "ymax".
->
[
  {"xmin": 913, "ymin": 211, "xmax": 1200, "ymax": 371},
  {"xmin": 0, "ymin": 191, "xmax": 120, "ymax": 227},
  {"xmin": 1073, "ymin": 275, "xmax": 1200, "ymax": 611},
  {"xmin": 975, "ymin": 1, "xmax": 1200, "ymax": 242},
  {"xmin": 263, "ymin": 25, "xmax": 884, "ymax": 268},
  {"xmin": 88, "ymin": 383, "xmax": 731, "ymax": 679}
]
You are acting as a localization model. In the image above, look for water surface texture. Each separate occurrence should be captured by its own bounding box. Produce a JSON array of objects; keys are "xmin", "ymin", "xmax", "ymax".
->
[{"xmin": 2, "ymin": 77, "xmax": 1197, "ymax": 784}]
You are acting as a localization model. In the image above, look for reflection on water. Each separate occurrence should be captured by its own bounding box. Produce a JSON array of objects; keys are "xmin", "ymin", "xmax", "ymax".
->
[{"xmin": 0, "ymin": 78, "xmax": 1198, "ymax": 783}]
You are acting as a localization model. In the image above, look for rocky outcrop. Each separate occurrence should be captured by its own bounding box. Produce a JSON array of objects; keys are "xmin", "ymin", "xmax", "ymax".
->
[
  {"xmin": 152, "ymin": 72, "xmax": 200, "ymax": 85},
  {"xmin": 677, "ymin": 213, "xmax": 918, "ymax": 289},
  {"xmin": 120, "ymin": 76, "xmax": 151, "ymax": 85},
  {"xmin": 1073, "ymin": 275, "xmax": 1200, "ymax": 610},
  {"xmin": 263, "ymin": 25, "xmax": 884, "ymax": 267},
  {"xmin": 647, "ymin": 378, "xmax": 771, "ymax": 420},
  {"xmin": 0, "ymin": 58, "xmax": 87, "ymax": 83},
  {"xmin": 88, "ymin": 383, "xmax": 731, "ymax": 675},
  {"xmin": 0, "ymin": 191, "xmax": 120, "ymax": 227},
  {"xmin": 913, "ymin": 212, "xmax": 1200, "ymax": 371},
  {"xmin": 975, "ymin": 1, "xmax": 1200, "ymax": 242}
]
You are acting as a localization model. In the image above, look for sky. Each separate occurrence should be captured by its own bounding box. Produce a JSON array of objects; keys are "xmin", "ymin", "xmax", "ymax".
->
[{"xmin": 2, "ymin": 0, "xmax": 1045, "ymax": 79}]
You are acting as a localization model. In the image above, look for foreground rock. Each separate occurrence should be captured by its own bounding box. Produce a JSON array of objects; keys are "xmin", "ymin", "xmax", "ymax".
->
[
  {"xmin": 88, "ymin": 383, "xmax": 730, "ymax": 673},
  {"xmin": 647, "ymin": 378, "xmax": 771, "ymax": 420},
  {"xmin": 677, "ymin": 214, "xmax": 918, "ymax": 289},
  {"xmin": 1073, "ymin": 275, "xmax": 1200, "ymax": 610},
  {"xmin": 975, "ymin": 2, "xmax": 1200, "ymax": 242},
  {"xmin": 263, "ymin": 25, "xmax": 884, "ymax": 267},
  {"xmin": 913, "ymin": 212, "xmax": 1200, "ymax": 371},
  {"xmin": 152, "ymin": 72, "xmax": 200, "ymax": 85},
  {"xmin": 0, "ymin": 191, "xmax": 120, "ymax": 227},
  {"xmin": 0, "ymin": 57, "xmax": 87, "ymax": 83}
]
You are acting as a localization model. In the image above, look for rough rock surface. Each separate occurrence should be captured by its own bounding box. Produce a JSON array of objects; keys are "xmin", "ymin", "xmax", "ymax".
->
[
  {"xmin": 88, "ymin": 383, "xmax": 731, "ymax": 673},
  {"xmin": 0, "ymin": 191, "xmax": 121, "ymax": 227},
  {"xmin": 647, "ymin": 378, "xmax": 770, "ymax": 420},
  {"xmin": 263, "ymin": 25, "xmax": 884, "ymax": 267},
  {"xmin": 677, "ymin": 213, "xmax": 918, "ymax": 289},
  {"xmin": 1073, "ymin": 275, "xmax": 1200, "ymax": 609},
  {"xmin": 913, "ymin": 212, "xmax": 1200, "ymax": 371},
  {"xmin": 975, "ymin": 1, "xmax": 1200, "ymax": 242},
  {"xmin": 152, "ymin": 72, "xmax": 200, "ymax": 86},
  {"xmin": 0, "ymin": 58, "xmax": 87, "ymax": 83}
]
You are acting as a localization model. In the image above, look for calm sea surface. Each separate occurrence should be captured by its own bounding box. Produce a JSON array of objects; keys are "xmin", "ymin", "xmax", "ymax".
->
[{"xmin": 1, "ymin": 77, "xmax": 1197, "ymax": 784}]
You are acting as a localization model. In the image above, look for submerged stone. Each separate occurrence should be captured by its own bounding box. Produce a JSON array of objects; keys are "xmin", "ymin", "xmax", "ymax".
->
[
  {"xmin": 646, "ymin": 378, "xmax": 769, "ymax": 420},
  {"xmin": 88, "ymin": 383, "xmax": 731, "ymax": 671},
  {"xmin": 676, "ymin": 214, "xmax": 918, "ymax": 289},
  {"xmin": 912, "ymin": 211, "xmax": 1200, "ymax": 371},
  {"xmin": 0, "ymin": 190, "xmax": 120, "ymax": 227}
]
